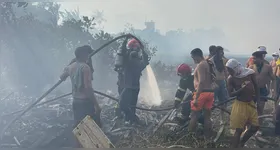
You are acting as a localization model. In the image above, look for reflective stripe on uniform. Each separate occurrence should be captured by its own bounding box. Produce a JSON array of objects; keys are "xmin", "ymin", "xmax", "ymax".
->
[
  {"xmin": 178, "ymin": 87, "xmax": 186, "ymax": 92},
  {"xmin": 175, "ymin": 97, "xmax": 182, "ymax": 101}
]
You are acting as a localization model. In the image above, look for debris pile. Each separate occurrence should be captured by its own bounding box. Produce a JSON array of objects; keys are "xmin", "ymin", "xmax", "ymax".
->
[{"xmin": 0, "ymin": 90, "xmax": 279, "ymax": 148}]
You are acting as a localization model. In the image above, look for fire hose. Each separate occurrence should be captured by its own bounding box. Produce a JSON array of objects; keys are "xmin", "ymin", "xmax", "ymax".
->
[
  {"xmin": 1, "ymin": 90, "xmax": 175, "ymax": 117},
  {"xmin": 2, "ymin": 88, "xmax": 276, "ymax": 118},
  {"xmin": 0, "ymin": 34, "xmax": 141, "ymax": 138}
]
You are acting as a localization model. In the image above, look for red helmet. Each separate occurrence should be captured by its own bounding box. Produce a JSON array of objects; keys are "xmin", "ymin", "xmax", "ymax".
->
[
  {"xmin": 127, "ymin": 38, "xmax": 141, "ymax": 50},
  {"xmin": 177, "ymin": 63, "xmax": 192, "ymax": 76}
]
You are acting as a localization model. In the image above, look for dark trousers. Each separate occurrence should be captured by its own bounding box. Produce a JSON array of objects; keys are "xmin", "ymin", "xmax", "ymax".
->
[
  {"xmin": 118, "ymin": 85, "xmax": 124, "ymax": 96},
  {"xmin": 276, "ymin": 77, "xmax": 280, "ymax": 100},
  {"xmin": 275, "ymin": 104, "xmax": 280, "ymax": 135},
  {"xmin": 72, "ymin": 99, "xmax": 101, "ymax": 127},
  {"xmin": 119, "ymin": 88, "xmax": 140, "ymax": 122}
]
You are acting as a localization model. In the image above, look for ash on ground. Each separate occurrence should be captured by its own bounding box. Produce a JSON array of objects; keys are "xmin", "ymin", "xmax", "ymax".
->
[{"xmin": 0, "ymin": 90, "xmax": 279, "ymax": 148}]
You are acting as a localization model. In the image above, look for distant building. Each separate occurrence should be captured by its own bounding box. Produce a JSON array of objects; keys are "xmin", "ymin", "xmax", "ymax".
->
[{"xmin": 144, "ymin": 21, "xmax": 155, "ymax": 32}]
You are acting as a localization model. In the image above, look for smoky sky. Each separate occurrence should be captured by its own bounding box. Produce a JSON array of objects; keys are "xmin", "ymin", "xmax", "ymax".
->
[{"xmin": 59, "ymin": 0, "xmax": 280, "ymax": 55}]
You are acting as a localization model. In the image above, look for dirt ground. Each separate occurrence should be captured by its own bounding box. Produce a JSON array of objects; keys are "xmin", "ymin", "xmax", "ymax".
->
[{"xmin": 1, "ymin": 90, "xmax": 279, "ymax": 148}]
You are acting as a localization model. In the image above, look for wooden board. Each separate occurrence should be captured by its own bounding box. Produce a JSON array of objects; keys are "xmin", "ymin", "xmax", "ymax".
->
[{"xmin": 73, "ymin": 115, "xmax": 115, "ymax": 148}]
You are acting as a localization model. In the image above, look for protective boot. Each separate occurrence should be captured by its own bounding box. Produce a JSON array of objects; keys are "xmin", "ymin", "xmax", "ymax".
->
[
  {"xmin": 131, "ymin": 115, "xmax": 146, "ymax": 127},
  {"xmin": 173, "ymin": 113, "xmax": 190, "ymax": 125}
]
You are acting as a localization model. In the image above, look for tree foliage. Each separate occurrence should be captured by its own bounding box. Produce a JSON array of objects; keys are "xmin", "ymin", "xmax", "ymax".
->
[{"xmin": 0, "ymin": 2, "xmax": 168, "ymax": 95}]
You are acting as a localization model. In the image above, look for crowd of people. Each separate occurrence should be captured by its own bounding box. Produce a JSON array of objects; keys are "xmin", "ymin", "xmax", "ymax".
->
[
  {"xmin": 58, "ymin": 36, "xmax": 280, "ymax": 148},
  {"xmin": 174, "ymin": 45, "xmax": 280, "ymax": 147}
]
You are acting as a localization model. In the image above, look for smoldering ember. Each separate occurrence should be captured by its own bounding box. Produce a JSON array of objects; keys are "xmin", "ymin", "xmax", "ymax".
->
[{"xmin": 0, "ymin": 2, "xmax": 280, "ymax": 148}]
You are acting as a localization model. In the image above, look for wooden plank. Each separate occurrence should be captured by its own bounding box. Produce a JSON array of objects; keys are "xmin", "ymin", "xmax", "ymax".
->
[
  {"xmin": 79, "ymin": 123, "xmax": 103, "ymax": 147},
  {"xmin": 73, "ymin": 115, "xmax": 115, "ymax": 148},
  {"xmin": 73, "ymin": 127, "xmax": 96, "ymax": 148}
]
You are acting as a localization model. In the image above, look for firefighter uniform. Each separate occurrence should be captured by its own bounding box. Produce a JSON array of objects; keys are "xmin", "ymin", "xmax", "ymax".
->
[
  {"xmin": 115, "ymin": 38, "xmax": 149, "ymax": 124},
  {"xmin": 174, "ymin": 64, "xmax": 204, "ymax": 125}
]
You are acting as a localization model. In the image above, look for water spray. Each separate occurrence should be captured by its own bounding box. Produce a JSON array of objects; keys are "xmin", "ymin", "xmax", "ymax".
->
[{"xmin": 145, "ymin": 65, "xmax": 162, "ymax": 106}]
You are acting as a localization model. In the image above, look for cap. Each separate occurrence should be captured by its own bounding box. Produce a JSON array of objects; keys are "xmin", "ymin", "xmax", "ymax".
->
[
  {"xmin": 257, "ymin": 46, "xmax": 267, "ymax": 53},
  {"xmin": 272, "ymin": 52, "xmax": 279, "ymax": 56},
  {"xmin": 252, "ymin": 46, "xmax": 267, "ymax": 56}
]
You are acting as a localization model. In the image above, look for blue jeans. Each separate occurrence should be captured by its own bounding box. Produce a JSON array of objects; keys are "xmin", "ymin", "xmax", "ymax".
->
[{"xmin": 214, "ymin": 80, "xmax": 229, "ymax": 104}]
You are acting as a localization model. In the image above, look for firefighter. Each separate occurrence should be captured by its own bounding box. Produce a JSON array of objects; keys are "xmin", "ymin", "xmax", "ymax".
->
[
  {"xmin": 173, "ymin": 63, "xmax": 204, "ymax": 125},
  {"xmin": 116, "ymin": 38, "xmax": 149, "ymax": 125},
  {"xmin": 115, "ymin": 37, "xmax": 130, "ymax": 95},
  {"xmin": 114, "ymin": 37, "xmax": 129, "ymax": 118}
]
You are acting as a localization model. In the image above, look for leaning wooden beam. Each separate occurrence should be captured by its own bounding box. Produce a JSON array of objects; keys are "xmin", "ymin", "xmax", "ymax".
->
[
  {"xmin": 214, "ymin": 124, "xmax": 225, "ymax": 142},
  {"xmin": 150, "ymin": 109, "xmax": 176, "ymax": 137},
  {"xmin": 73, "ymin": 115, "xmax": 115, "ymax": 148}
]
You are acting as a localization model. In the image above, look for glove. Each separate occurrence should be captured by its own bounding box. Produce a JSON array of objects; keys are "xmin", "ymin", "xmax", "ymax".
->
[
  {"xmin": 174, "ymin": 100, "xmax": 181, "ymax": 108},
  {"xmin": 127, "ymin": 33, "xmax": 133, "ymax": 38}
]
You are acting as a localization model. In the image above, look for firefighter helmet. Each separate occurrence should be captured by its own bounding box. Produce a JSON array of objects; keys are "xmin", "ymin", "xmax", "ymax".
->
[
  {"xmin": 127, "ymin": 38, "xmax": 141, "ymax": 50},
  {"xmin": 177, "ymin": 63, "xmax": 192, "ymax": 76}
]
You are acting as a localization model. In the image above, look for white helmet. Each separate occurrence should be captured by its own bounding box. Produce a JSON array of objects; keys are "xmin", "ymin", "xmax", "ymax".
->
[
  {"xmin": 272, "ymin": 52, "xmax": 279, "ymax": 57},
  {"xmin": 257, "ymin": 46, "xmax": 267, "ymax": 53}
]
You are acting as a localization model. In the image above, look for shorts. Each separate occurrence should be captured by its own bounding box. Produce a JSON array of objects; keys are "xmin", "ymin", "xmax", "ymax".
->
[
  {"xmin": 214, "ymin": 80, "xmax": 229, "ymax": 103},
  {"xmin": 259, "ymin": 87, "xmax": 269, "ymax": 102},
  {"xmin": 230, "ymin": 100, "xmax": 259, "ymax": 129},
  {"xmin": 191, "ymin": 92, "xmax": 214, "ymax": 111}
]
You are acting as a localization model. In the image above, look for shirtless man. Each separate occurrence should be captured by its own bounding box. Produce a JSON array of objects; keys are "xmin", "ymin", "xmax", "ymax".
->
[
  {"xmin": 60, "ymin": 45, "xmax": 101, "ymax": 127},
  {"xmin": 226, "ymin": 59, "xmax": 260, "ymax": 148},
  {"xmin": 205, "ymin": 45, "xmax": 216, "ymax": 60},
  {"xmin": 209, "ymin": 46, "xmax": 229, "ymax": 124},
  {"xmin": 188, "ymin": 48, "xmax": 215, "ymax": 137},
  {"xmin": 249, "ymin": 51, "xmax": 276, "ymax": 125},
  {"xmin": 221, "ymin": 48, "xmax": 229, "ymax": 65}
]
